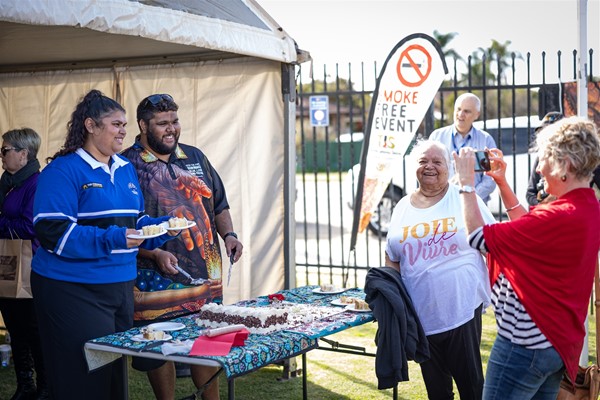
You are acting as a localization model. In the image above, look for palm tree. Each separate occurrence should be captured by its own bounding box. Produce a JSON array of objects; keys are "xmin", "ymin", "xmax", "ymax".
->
[
  {"xmin": 476, "ymin": 39, "xmax": 523, "ymax": 85},
  {"xmin": 432, "ymin": 29, "xmax": 463, "ymax": 63},
  {"xmin": 427, "ymin": 30, "xmax": 465, "ymax": 129}
]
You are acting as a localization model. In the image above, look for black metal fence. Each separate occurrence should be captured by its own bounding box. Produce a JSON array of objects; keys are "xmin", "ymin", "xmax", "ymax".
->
[{"xmin": 294, "ymin": 49, "xmax": 597, "ymax": 288}]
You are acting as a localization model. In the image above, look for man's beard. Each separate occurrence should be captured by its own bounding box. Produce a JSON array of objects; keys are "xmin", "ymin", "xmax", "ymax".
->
[{"xmin": 146, "ymin": 128, "xmax": 178, "ymax": 155}]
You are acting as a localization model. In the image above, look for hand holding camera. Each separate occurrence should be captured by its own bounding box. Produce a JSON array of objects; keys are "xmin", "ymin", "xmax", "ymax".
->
[
  {"xmin": 474, "ymin": 150, "xmax": 491, "ymax": 172},
  {"xmin": 454, "ymin": 147, "xmax": 505, "ymax": 187}
]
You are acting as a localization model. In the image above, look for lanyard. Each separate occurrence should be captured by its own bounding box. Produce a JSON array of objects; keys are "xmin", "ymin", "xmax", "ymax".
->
[{"xmin": 452, "ymin": 132, "xmax": 471, "ymax": 154}]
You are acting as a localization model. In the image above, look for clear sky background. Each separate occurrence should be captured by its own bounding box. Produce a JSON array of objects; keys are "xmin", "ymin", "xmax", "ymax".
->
[{"xmin": 258, "ymin": 0, "xmax": 600, "ymax": 85}]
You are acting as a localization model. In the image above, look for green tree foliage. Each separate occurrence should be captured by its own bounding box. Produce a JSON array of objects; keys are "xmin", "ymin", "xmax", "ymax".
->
[
  {"xmin": 298, "ymin": 76, "xmax": 371, "ymax": 142},
  {"xmin": 433, "ymin": 35, "xmax": 531, "ymax": 121},
  {"xmin": 300, "ymin": 77, "xmax": 368, "ymax": 109},
  {"xmin": 433, "ymin": 30, "xmax": 463, "ymax": 63},
  {"xmin": 475, "ymin": 39, "xmax": 523, "ymax": 85}
]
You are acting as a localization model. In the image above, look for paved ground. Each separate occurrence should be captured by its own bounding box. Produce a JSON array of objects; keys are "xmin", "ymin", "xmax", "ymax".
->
[{"xmin": 295, "ymin": 173, "xmax": 386, "ymax": 288}]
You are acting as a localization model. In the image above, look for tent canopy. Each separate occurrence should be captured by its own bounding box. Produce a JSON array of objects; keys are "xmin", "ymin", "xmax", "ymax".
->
[
  {"xmin": 0, "ymin": 0, "xmax": 306, "ymax": 303},
  {"xmin": 0, "ymin": 0, "xmax": 309, "ymax": 73}
]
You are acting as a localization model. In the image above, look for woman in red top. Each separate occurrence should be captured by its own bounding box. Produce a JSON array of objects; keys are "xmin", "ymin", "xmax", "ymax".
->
[{"xmin": 453, "ymin": 116, "xmax": 600, "ymax": 400}]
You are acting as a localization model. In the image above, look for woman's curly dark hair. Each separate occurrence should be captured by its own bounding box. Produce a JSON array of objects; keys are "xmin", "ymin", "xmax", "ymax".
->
[{"xmin": 47, "ymin": 89, "xmax": 125, "ymax": 163}]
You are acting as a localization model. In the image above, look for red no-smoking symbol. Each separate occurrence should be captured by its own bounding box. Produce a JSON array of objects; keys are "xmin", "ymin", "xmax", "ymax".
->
[{"xmin": 396, "ymin": 44, "xmax": 432, "ymax": 87}]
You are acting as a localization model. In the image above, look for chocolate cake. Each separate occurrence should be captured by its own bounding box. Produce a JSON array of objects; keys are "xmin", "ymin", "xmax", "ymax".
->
[{"xmin": 196, "ymin": 303, "xmax": 289, "ymax": 334}]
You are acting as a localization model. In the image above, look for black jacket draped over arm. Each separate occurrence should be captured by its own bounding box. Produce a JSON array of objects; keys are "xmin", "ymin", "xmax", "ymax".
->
[{"xmin": 364, "ymin": 266, "xmax": 430, "ymax": 389}]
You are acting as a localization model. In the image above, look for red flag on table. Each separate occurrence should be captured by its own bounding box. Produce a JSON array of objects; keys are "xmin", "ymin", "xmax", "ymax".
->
[{"xmin": 350, "ymin": 33, "xmax": 448, "ymax": 251}]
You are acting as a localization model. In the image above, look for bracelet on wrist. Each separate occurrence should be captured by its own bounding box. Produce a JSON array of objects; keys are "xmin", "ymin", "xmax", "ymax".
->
[
  {"xmin": 505, "ymin": 203, "xmax": 521, "ymax": 212},
  {"xmin": 223, "ymin": 231, "xmax": 238, "ymax": 240}
]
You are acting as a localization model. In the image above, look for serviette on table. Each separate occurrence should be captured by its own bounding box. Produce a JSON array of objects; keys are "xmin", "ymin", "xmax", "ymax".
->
[{"xmin": 190, "ymin": 328, "xmax": 250, "ymax": 356}]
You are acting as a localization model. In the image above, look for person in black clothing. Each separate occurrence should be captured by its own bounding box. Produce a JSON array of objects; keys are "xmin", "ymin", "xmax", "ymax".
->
[
  {"xmin": 592, "ymin": 167, "xmax": 600, "ymax": 199},
  {"xmin": 526, "ymin": 112, "xmax": 563, "ymax": 207}
]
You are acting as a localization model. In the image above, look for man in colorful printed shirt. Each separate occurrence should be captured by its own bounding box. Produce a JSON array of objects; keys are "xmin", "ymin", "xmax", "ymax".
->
[{"xmin": 122, "ymin": 93, "xmax": 243, "ymax": 400}]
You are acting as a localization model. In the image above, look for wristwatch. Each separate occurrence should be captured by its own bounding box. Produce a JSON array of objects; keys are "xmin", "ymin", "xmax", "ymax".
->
[
  {"xmin": 459, "ymin": 185, "xmax": 475, "ymax": 194},
  {"xmin": 223, "ymin": 232, "xmax": 238, "ymax": 240}
]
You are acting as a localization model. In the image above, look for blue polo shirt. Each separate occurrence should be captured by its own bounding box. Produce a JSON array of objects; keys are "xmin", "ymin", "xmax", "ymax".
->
[{"xmin": 32, "ymin": 149, "xmax": 170, "ymax": 284}]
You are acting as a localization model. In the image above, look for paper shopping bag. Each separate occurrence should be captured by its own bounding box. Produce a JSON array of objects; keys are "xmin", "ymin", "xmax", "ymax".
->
[{"xmin": 0, "ymin": 239, "xmax": 33, "ymax": 298}]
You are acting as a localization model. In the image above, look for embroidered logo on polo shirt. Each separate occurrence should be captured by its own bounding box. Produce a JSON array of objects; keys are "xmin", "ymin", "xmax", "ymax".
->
[
  {"xmin": 186, "ymin": 163, "xmax": 205, "ymax": 178},
  {"xmin": 82, "ymin": 182, "xmax": 103, "ymax": 190},
  {"xmin": 128, "ymin": 182, "xmax": 139, "ymax": 195}
]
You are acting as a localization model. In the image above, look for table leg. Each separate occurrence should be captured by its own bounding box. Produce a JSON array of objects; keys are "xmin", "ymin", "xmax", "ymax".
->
[
  {"xmin": 277, "ymin": 357, "xmax": 300, "ymax": 380},
  {"xmin": 302, "ymin": 353, "xmax": 307, "ymax": 400},
  {"xmin": 117, "ymin": 355, "xmax": 128, "ymax": 400},
  {"xmin": 228, "ymin": 378, "xmax": 235, "ymax": 400}
]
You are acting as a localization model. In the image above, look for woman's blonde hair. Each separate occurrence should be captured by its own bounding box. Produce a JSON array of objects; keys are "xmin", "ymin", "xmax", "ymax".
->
[{"xmin": 536, "ymin": 116, "xmax": 600, "ymax": 181}]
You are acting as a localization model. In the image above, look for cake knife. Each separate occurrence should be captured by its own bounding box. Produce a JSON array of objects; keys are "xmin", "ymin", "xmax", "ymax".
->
[
  {"xmin": 204, "ymin": 324, "xmax": 245, "ymax": 337},
  {"xmin": 227, "ymin": 248, "xmax": 236, "ymax": 287},
  {"xmin": 174, "ymin": 264, "xmax": 206, "ymax": 285}
]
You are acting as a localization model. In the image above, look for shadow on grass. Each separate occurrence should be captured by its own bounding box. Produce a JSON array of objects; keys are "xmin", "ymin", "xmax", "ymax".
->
[
  {"xmin": 129, "ymin": 363, "xmax": 358, "ymax": 400},
  {"xmin": 307, "ymin": 357, "xmax": 413, "ymax": 399}
]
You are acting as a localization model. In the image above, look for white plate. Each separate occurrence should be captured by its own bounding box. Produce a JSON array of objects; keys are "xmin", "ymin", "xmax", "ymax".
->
[
  {"xmin": 159, "ymin": 220, "xmax": 197, "ymax": 231},
  {"xmin": 312, "ymin": 288, "xmax": 347, "ymax": 295},
  {"xmin": 344, "ymin": 304, "xmax": 371, "ymax": 313},
  {"xmin": 147, "ymin": 322, "xmax": 186, "ymax": 331},
  {"xmin": 127, "ymin": 228, "xmax": 166, "ymax": 239},
  {"xmin": 331, "ymin": 298, "xmax": 353, "ymax": 306},
  {"xmin": 131, "ymin": 333, "xmax": 173, "ymax": 342}
]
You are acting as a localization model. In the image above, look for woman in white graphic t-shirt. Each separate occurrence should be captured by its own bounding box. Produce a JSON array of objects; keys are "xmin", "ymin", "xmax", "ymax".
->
[{"xmin": 385, "ymin": 140, "xmax": 496, "ymax": 400}]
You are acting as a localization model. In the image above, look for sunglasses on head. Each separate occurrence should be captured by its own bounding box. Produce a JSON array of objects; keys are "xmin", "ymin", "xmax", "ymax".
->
[
  {"xmin": 1, "ymin": 146, "xmax": 21, "ymax": 156},
  {"xmin": 535, "ymin": 113, "xmax": 564, "ymax": 133},
  {"xmin": 142, "ymin": 94, "xmax": 174, "ymax": 108},
  {"xmin": 545, "ymin": 113, "xmax": 563, "ymax": 124}
]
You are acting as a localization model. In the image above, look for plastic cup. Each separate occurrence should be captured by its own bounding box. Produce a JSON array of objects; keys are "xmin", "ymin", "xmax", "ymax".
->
[{"xmin": 0, "ymin": 344, "xmax": 11, "ymax": 367}]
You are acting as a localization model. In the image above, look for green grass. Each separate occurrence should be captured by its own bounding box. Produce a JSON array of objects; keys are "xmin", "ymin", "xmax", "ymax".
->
[{"xmin": 0, "ymin": 308, "xmax": 597, "ymax": 399}]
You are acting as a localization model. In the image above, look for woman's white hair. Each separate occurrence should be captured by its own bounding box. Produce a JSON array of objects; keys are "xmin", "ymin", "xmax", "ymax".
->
[{"xmin": 411, "ymin": 139, "xmax": 452, "ymax": 167}]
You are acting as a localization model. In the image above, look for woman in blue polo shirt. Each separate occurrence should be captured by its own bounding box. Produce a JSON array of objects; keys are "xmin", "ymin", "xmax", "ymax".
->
[{"xmin": 31, "ymin": 90, "xmax": 176, "ymax": 400}]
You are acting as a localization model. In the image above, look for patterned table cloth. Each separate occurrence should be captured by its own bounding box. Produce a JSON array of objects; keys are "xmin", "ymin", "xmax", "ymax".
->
[{"xmin": 85, "ymin": 285, "xmax": 373, "ymax": 379}]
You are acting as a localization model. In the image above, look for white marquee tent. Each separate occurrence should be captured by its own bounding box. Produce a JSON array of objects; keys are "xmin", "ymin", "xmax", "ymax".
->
[{"xmin": 0, "ymin": 0, "xmax": 309, "ymax": 303}]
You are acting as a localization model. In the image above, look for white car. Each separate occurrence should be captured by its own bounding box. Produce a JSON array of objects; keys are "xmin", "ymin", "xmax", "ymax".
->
[{"xmin": 342, "ymin": 116, "xmax": 542, "ymax": 235}]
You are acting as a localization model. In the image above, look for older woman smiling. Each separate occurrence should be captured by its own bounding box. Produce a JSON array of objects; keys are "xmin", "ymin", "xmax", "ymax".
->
[{"xmin": 385, "ymin": 140, "xmax": 496, "ymax": 400}]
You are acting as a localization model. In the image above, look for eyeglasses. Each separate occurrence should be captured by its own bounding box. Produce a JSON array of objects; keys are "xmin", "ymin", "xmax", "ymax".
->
[
  {"xmin": 0, "ymin": 147, "xmax": 21, "ymax": 156},
  {"xmin": 141, "ymin": 94, "xmax": 174, "ymax": 109}
]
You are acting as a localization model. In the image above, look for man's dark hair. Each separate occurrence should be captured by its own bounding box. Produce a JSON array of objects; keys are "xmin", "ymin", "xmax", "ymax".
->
[{"xmin": 136, "ymin": 94, "xmax": 179, "ymax": 127}]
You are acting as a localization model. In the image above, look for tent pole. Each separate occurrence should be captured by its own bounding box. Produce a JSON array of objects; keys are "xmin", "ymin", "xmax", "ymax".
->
[
  {"xmin": 282, "ymin": 62, "xmax": 297, "ymax": 290},
  {"xmin": 577, "ymin": 0, "xmax": 589, "ymax": 367}
]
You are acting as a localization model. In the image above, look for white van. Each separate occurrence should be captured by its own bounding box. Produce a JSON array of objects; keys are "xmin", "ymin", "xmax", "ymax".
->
[{"xmin": 342, "ymin": 115, "xmax": 542, "ymax": 235}]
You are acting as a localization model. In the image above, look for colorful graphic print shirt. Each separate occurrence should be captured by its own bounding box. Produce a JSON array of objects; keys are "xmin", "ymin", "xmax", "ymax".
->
[{"xmin": 122, "ymin": 141, "xmax": 229, "ymax": 320}]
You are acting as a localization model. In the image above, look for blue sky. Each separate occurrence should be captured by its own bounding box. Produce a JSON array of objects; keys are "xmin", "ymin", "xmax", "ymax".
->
[{"xmin": 258, "ymin": 0, "xmax": 600, "ymax": 85}]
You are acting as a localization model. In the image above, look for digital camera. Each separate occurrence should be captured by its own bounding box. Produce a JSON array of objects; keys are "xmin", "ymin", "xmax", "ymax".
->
[{"xmin": 474, "ymin": 150, "xmax": 491, "ymax": 172}]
